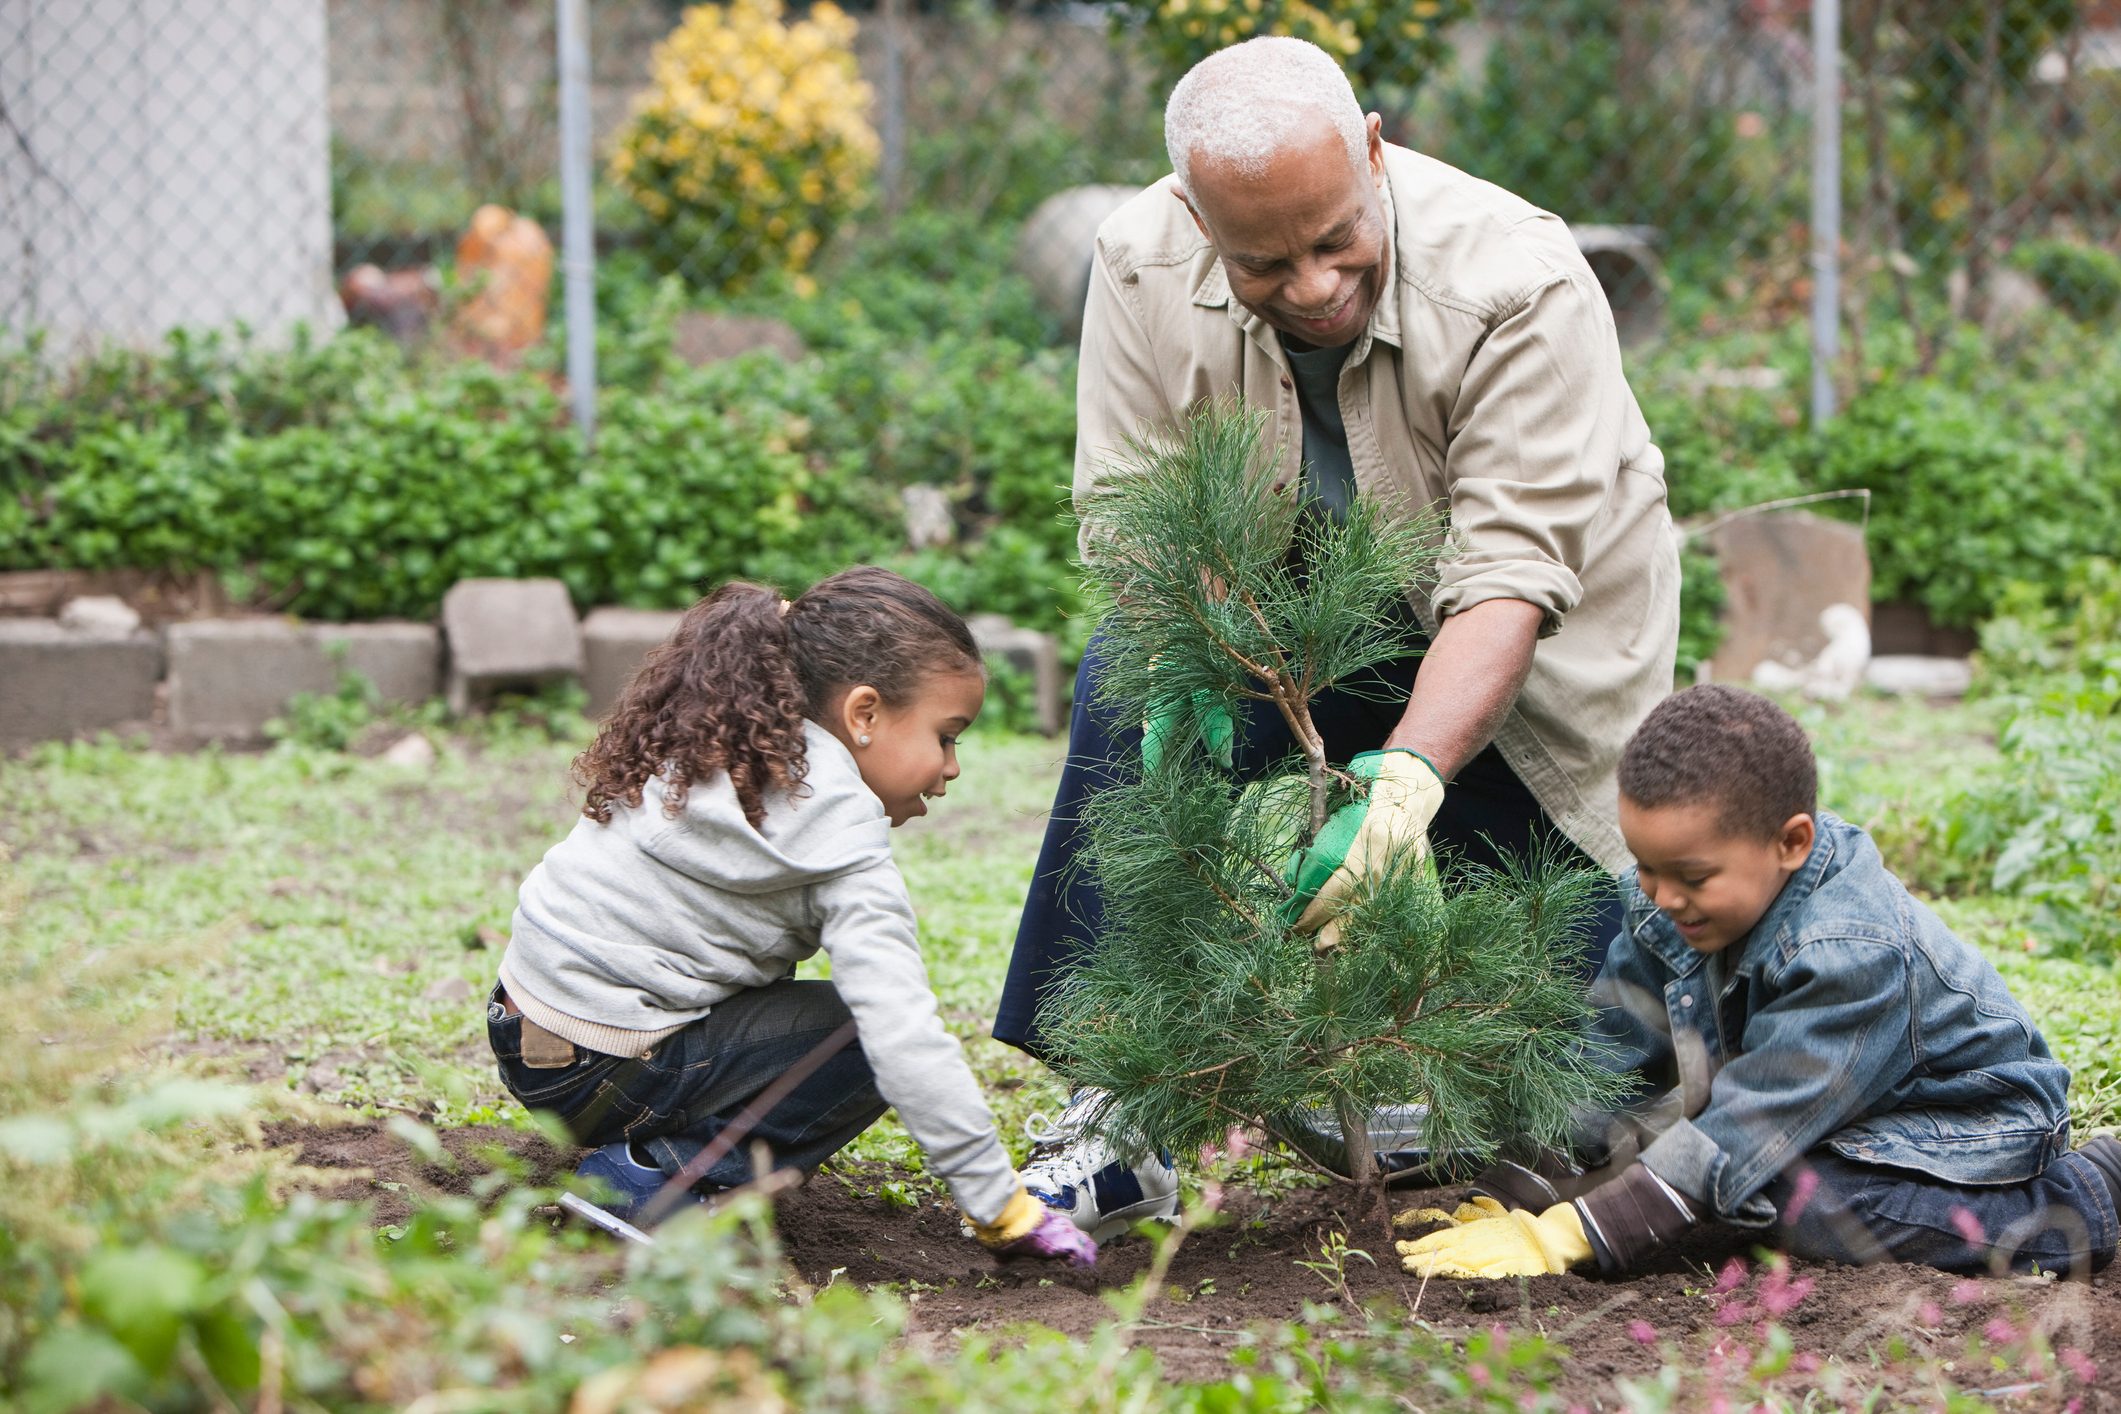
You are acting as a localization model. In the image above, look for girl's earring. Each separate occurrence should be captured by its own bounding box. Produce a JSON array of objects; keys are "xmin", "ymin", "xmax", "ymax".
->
[{"xmin": 857, "ymin": 734, "xmax": 871, "ymax": 746}]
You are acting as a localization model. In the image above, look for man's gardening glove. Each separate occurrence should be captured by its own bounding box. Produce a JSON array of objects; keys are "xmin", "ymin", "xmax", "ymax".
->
[
  {"xmin": 1286, "ymin": 749, "xmax": 1445, "ymax": 939},
  {"xmin": 1396, "ymin": 1202, "xmax": 1591, "ymax": 1278},
  {"xmin": 1396, "ymin": 1162, "xmax": 1700, "ymax": 1280},
  {"xmin": 1142, "ymin": 693, "xmax": 1235, "ymax": 773},
  {"xmin": 970, "ymin": 1188, "xmax": 1099, "ymax": 1268}
]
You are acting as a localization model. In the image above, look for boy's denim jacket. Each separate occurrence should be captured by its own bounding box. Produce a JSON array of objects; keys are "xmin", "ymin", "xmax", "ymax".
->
[{"xmin": 1581, "ymin": 811, "xmax": 2072, "ymax": 1226}]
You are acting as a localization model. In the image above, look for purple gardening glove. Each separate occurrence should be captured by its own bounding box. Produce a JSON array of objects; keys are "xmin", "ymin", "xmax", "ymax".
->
[{"xmin": 992, "ymin": 1205, "xmax": 1099, "ymax": 1268}]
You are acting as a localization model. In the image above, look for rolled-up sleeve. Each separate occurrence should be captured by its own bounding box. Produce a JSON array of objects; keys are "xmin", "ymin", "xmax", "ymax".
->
[
  {"xmin": 1435, "ymin": 267, "xmax": 1629, "ymax": 635},
  {"xmin": 1072, "ymin": 242, "xmax": 1170, "ymax": 563}
]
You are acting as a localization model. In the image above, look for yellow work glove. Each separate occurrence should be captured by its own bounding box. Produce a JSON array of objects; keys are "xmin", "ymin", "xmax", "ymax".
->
[
  {"xmin": 1395, "ymin": 1202, "xmax": 1591, "ymax": 1279},
  {"xmin": 1292, "ymin": 749, "xmax": 1446, "ymax": 935},
  {"xmin": 1393, "ymin": 1195, "xmax": 1511, "ymax": 1230}
]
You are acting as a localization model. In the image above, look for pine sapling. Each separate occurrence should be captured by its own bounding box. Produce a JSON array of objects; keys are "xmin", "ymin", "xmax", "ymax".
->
[{"xmin": 1042, "ymin": 400, "xmax": 1625, "ymax": 1222}]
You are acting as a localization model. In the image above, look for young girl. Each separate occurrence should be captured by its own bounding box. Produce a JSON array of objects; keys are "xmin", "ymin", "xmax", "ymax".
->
[{"xmin": 487, "ymin": 566, "xmax": 1093, "ymax": 1266}]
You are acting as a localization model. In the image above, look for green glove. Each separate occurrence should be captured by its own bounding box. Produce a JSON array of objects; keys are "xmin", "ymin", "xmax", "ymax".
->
[
  {"xmin": 1395, "ymin": 1201, "xmax": 1591, "ymax": 1279},
  {"xmin": 1283, "ymin": 749, "xmax": 1444, "ymax": 933},
  {"xmin": 1142, "ymin": 693, "xmax": 1235, "ymax": 773}
]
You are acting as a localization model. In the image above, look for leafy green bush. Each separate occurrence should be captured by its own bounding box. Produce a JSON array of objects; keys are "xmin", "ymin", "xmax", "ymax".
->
[
  {"xmin": 2, "ymin": 312, "xmax": 1083, "ymax": 641},
  {"xmin": 1920, "ymin": 562, "xmax": 2121, "ymax": 956},
  {"xmin": 1809, "ymin": 377, "xmax": 2120, "ymax": 628},
  {"xmin": 1108, "ymin": 0, "xmax": 1474, "ymax": 102},
  {"xmin": 2010, "ymin": 238, "xmax": 2121, "ymax": 325}
]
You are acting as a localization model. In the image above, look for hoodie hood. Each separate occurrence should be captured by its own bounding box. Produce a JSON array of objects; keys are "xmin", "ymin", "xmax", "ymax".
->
[{"xmin": 635, "ymin": 722, "xmax": 892, "ymax": 895}]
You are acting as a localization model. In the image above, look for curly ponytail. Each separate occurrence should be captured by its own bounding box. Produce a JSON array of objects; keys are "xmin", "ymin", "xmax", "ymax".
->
[{"xmin": 575, "ymin": 567, "xmax": 980, "ymax": 829}]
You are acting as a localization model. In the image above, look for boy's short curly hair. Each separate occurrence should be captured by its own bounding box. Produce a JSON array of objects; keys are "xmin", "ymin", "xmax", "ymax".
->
[{"xmin": 1619, "ymin": 686, "xmax": 1817, "ymax": 840}]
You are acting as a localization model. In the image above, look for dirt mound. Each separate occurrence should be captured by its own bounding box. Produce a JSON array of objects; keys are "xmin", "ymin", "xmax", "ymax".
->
[{"xmin": 261, "ymin": 1121, "xmax": 2119, "ymax": 1405}]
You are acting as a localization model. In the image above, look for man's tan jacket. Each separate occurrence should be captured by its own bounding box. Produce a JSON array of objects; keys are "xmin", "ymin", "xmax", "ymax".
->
[{"xmin": 1074, "ymin": 142, "xmax": 1678, "ymax": 872}]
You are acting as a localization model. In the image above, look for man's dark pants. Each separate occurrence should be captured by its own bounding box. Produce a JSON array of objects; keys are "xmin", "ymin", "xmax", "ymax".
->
[{"xmin": 994, "ymin": 628, "xmax": 1625, "ymax": 1059}]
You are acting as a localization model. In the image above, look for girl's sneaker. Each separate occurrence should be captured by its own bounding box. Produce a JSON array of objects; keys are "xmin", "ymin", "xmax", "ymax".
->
[
  {"xmin": 573, "ymin": 1141, "xmax": 710, "ymax": 1226},
  {"xmin": 1019, "ymin": 1089, "xmax": 1178, "ymax": 1242}
]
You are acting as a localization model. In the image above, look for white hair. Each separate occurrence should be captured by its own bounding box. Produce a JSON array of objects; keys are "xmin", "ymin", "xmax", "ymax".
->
[{"xmin": 1165, "ymin": 37, "xmax": 1367, "ymax": 203}]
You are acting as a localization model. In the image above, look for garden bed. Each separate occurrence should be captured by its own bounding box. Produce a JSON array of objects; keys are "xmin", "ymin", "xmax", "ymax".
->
[{"xmin": 264, "ymin": 1118, "xmax": 2119, "ymax": 1407}]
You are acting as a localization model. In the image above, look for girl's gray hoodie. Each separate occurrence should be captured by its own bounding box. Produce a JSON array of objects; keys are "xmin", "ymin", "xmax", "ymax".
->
[{"xmin": 499, "ymin": 722, "xmax": 1017, "ymax": 1222}]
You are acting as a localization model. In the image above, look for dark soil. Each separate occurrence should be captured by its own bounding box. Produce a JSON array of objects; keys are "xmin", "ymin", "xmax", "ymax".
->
[{"xmin": 263, "ymin": 1120, "xmax": 2121, "ymax": 1407}]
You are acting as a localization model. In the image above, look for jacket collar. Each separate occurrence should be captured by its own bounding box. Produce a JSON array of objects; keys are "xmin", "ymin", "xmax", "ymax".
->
[
  {"xmin": 1628, "ymin": 812, "xmax": 1849, "ymax": 979},
  {"xmin": 1187, "ymin": 153, "xmax": 1405, "ymax": 357}
]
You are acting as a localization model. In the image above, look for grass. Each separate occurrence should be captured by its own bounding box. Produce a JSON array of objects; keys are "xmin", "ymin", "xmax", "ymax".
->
[{"xmin": 1, "ymin": 690, "xmax": 2116, "ymax": 1408}]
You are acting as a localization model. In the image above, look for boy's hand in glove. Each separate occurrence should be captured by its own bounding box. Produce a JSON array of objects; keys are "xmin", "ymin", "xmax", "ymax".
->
[
  {"xmin": 971, "ymin": 1189, "xmax": 1099, "ymax": 1268},
  {"xmin": 1396, "ymin": 1202, "xmax": 1591, "ymax": 1278},
  {"xmin": 1397, "ymin": 1163, "xmax": 1702, "ymax": 1279},
  {"xmin": 1287, "ymin": 749, "xmax": 1446, "ymax": 933}
]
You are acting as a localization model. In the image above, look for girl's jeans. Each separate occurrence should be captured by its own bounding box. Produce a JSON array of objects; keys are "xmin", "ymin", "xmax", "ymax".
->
[{"xmin": 488, "ymin": 978, "xmax": 887, "ymax": 1188}]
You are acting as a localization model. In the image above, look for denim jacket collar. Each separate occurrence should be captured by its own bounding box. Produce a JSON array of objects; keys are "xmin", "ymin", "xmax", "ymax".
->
[{"xmin": 1627, "ymin": 812, "xmax": 1849, "ymax": 981}]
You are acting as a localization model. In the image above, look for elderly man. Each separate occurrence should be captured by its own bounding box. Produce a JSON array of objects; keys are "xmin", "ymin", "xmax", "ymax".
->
[{"xmin": 1000, "ymin": 36, "xmax": 1679, "ymax": 1239}]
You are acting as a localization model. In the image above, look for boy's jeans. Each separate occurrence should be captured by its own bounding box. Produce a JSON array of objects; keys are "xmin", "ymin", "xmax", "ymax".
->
[
  {"xmin": 1762, "ymin": 1148, "xmax": 2117, "ymax": 1276},
  {"xmin": 487, "ymin": 979, "xmax": 887, "ymax": 1189}
]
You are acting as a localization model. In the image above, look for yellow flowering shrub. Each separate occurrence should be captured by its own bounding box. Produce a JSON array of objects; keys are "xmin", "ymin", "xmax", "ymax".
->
[
  {"xmin": 1115, "ymin": 0, "xmax": 1474, "ymax": 101},
  {"xmin": 610, "ymin": 0, "xmax": 878, "ymax": 291}
]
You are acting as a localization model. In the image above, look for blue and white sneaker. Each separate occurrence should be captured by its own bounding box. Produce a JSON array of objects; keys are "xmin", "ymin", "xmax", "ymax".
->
[
  {"xmin": 573, "ymin": 1141, "xmax": 710, "ymax": 1227},
  {"xmin": 1019, "ymin": 1088, "xmax": 1179, "ymax": 1241}
]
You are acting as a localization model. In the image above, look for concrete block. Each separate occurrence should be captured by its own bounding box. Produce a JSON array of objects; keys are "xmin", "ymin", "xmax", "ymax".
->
[
  {"xmin": 441, "ymin": 578, "xmax": 583, "ymax": 714},
  {"xmin": 582, "ymin": 607, "xmax": 685, "ymax": 720},
  {"xmin": 0, "ymin": 620, "xmax": 161, "ymax": 749},
  {"xmin": 166, "ymin": 619, "xmax": 441, "ymax": 743},
  {"xmin": 969, "ymin": 613, "xmax": 1063, "ymax": 736},
  {"xmin": 1706, "ymin": 511, "xmax": 1871, "ymax": 685}
]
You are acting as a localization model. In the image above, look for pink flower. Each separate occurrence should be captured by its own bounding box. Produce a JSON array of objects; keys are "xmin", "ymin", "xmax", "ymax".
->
[
  {"xmin": 1715, "ymin": 1299, "xmax": 1751, "ymax": 1327},
  {"xmin": 1714, "ymin": 1256, "xmax": 1749, "ymax": 1294},
  {"xmin": 1759, "ymin": 1270, "xmax": 1814, "ymax": 1317},
  {"xmin": 1951, "ymin": 1279, "xmax": 1983, "ymax": 1305},
  {"xmin": 1983, "ymin": 1316, "xmax": 2018, "ymax": 1345},
  {"xmin": 1794, "ymin": 1352, "xmax": 1822, "ymax": 1374},
  {"xmin": 1225, "ymin": 1126, "xmax": 1252, "ymax": 1162},
  {"xmin": 1949, "ymin": 1205, "xmax": 1987, "ymax": 1246},
  {"xmin": 1198, "ymin": 1179, "xmax": 1225, "ymax": 1213},
  {"xmin": 1627, "ymin": 1319, "xmax": 1658, "ymax": 1345},
  {"xmin": 1918, "ymin": 1301, "xmax": 1942, "ymax": 1326},
  {"xmin": 1469, "ymin": 1364, "xmax": 1491, "ymax": 1387},
  {"xmin": 1782, "ymin": 1166, "xmax": 1821, "ymax": 1223},
  {"xmin": 2061, "ymin": 1348, "xmax": 2098, "ymax": 1382}
]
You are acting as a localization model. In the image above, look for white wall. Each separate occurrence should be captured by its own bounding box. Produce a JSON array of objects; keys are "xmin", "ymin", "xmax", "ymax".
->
[{"xmin": 0, "ymin": 0, "xmax": 339, "ymax": 355}]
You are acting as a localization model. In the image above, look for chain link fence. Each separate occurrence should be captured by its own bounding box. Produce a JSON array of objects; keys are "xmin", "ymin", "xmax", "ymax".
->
[{"xmin": 5, "ymin": 1, "xmax": 2120, "ymax": 369}]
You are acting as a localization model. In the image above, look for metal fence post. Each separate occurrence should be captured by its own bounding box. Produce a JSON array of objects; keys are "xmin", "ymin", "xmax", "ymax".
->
[
  {"xmin": 878, "ymin": 0, "xmax": 907, "ymax": 214},
  {"xmin": 1810, "ymin": 0, "xmax": 1841, "ymax": 426},
  {"xmin": 557, "ymin": 0, "xmax": 597, "ymax": 448}
]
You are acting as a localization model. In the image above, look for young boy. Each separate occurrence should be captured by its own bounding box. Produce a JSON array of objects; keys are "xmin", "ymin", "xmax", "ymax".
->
[{"xmin": 1399, "ymin": 685, "xmax": 2121, "ymax": 1279}]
